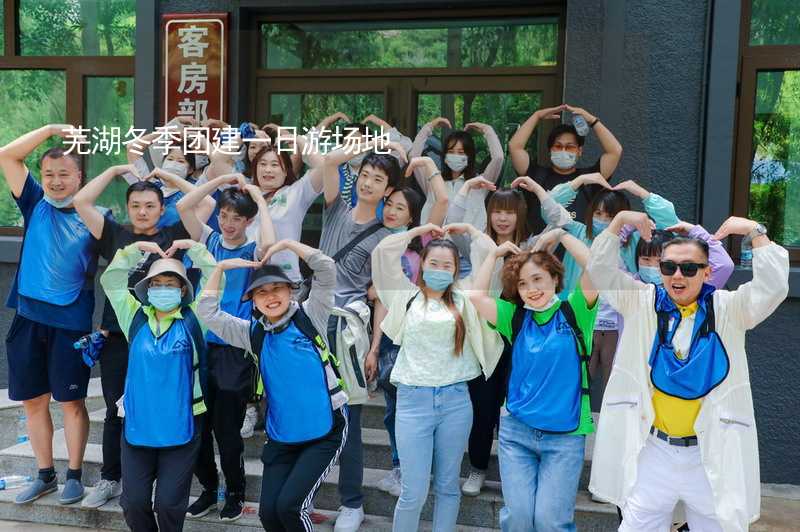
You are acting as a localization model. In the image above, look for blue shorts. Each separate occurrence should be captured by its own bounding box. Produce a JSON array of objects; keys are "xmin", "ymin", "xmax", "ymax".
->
[{"xmin": 5, "ymin": 314, "xmax": 91, "ymax": 402}]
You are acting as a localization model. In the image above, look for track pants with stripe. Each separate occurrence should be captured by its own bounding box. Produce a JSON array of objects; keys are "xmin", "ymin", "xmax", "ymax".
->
[{"xmin": 259, "ymin": 407, "xmax": 348, "ymax": 532}]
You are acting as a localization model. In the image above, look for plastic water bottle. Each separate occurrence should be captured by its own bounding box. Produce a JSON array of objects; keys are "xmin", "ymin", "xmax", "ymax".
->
[
  {"xmin": 16, "ymin": 415, "xmax": 28, "ymax": 444},
  {"xmin": 0, "ymin": 475, "xmax": 32, "ymax": 490},
  {"xmin": 573, "ymin": 114, "xmax": 590, "ymax": 136},
  {"xmin": 740, "ymin": 235, "xmax": 753, "ymax": 268},
  {"xmin": 217, "ymin": 482, "xmax": 225, "ymax": 511}
]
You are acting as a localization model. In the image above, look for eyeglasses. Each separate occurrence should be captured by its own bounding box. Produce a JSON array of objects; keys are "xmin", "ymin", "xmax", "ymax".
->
[
  {"xmin": 659, "ymin": 261, "xmax": 708, "ymax": 277},
  {"xmin": 551, "ymin": 142, "xmax": 580, "ymax": 154}
]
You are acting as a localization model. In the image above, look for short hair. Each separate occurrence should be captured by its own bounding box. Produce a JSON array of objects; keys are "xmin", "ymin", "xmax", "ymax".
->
[
  {"xmin": 501, "ymin": 250, "xmax": 565, "ymax": 304},
  {"xmin": 360, "ymin": 153, "xmax": 402, "ymax": 190},
  {"xmin": 585, "ymin": 190, "xmax": 631, "ymax": 240},
  {"xmin": 217, "ymin": 188, "xmax": 258, "ymax": 219},
  {"xmin": 251, "ymin": 145, "xmax": 296, "ymax": 189},
  {"xmin": 547, "ymin": 124, "xmax": 585, "ymax": 149},
  {"xmin": 662, "ymin": 236, "xmax": 710, "ymax": 261},
  {"xmin": 39, "ymin": 146, "xmax": 82, "ymax": 174},
  {"xmin": 126, "ymin": 181, "xmax": 164, "ymax": 205}
]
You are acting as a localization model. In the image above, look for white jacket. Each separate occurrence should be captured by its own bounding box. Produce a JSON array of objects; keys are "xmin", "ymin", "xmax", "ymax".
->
[{"xmin": 586, "ymin": 231, "xmax": 789, "ymax": 532}]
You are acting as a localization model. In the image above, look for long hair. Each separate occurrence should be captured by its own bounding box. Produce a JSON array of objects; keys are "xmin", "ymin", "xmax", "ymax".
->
[
  {"xmin": 388, "ymin": 187, "xmax": 424, "ymax": 253},
  {"xmin": 415, "ymin": 239, "xmax": 466, "ymax": 356},
  {"xmin": 485, "ymin": 189, "xmax": 530, "ymax": 245},
  {"xmin": 442, "ymin": 131, "xmax": 477, "ymax": 181},
  {"xmin": 251, "ymin": 145, "xmax": 296, "ymax": 191},
  {"xmin": 501, "ymin": 250, "xmax": 565, "ymax": 305},
  {"xmin": 585, "ymin": 189, "xmax": 630, "ymax": 240}
]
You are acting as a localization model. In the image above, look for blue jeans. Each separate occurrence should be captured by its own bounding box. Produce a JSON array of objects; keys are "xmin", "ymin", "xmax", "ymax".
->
[
  {"xmin": 383, "ymin": 385, "xmax": 399, "ymax": 467},
  {"xmin": 393, "ymin": 382, "xmax": 473, "ymax": 532},
  {"xmin": 498, "ymin": 413, "xmax": 585, "ymax": 532}
]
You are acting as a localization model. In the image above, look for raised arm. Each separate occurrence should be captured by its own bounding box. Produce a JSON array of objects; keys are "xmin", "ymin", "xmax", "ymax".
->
[
  {"xmin": 508, "ymin": 105, "xmax": 566, "ymax": 176},
  {"xmin": 177, "ymin": 173, "xmax": 239, "ymax": 241},
  {"xmin": 405, "ymin": 156, "xmax": 449, "ymax": 225},
  {"xmin": 465, "ymin": 122, "xmax": 504, "ymax": 183},
  {"xmin": 470, "ymin": 241, "xmax": 521, "ymax": 325},
  {"xmin": 511, "ymin": 175, "xmax": 574, "ymax": 230},
  {"xmin": 372, "ymin": 224, "xmax": 442, "ymax": 307},
  {"xmin": 74, "ymin": 164, "xmax": 137, "ymax": 239},
  {"xmin": 613, "ymin": 179, "xmax": 679, "ymax": 228},
  {"xmin": 534, "ymin": 228, "xmax": 597, "ymax": 306},
  {"xmin": 410, "ymin": 117, "xmax": 450, "ymax": 192},
  {"xmin": 565, "ymin": 105, "xmax": 623, "ymax": 178},
  {"xmin": 198, "ymin": 258, "xmax": 260, "ymax": 352},
  {"xmin": 665, "ymin": 221, "xmax": 735, "ymax": 289},
  {"xmin": 0, "ymin": 124, "xmax": 77, "ymax": 197},
  {"xmin": 152, "ymin": 167, "xmax": 215, "ymax": 238}
]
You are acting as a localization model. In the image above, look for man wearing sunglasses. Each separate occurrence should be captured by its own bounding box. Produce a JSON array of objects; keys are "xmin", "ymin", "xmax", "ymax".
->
[
  {"xmin": 585, "ymin": 211, "xmax": 789, "ymax": 532},
  {"xmin": 509, "ymin": 103, "xmax": 624, "ymax": 234}
]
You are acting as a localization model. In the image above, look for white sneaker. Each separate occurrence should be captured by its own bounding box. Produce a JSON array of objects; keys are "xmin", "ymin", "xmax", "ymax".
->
[
  {"xmin": 461, "ymin": 470, "xmax": 485, "ymax": 496},
  {"xmin": 334, "ymin": 505, "xmax": 364, "ymax": 532},
  {"xmin": 81, "ymin": 479, "xmax": 122, "ymax": 508},
  {"xmin": 241, "ymin": 405, "xmax": 257, "ymax": 438},
  {"xmin": 377, "ymin": 467, "xmax": 401, "ymax": 497}
]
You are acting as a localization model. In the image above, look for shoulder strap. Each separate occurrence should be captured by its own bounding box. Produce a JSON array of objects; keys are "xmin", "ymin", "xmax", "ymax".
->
[
  {"xmin": 510, "ymin": 303, "xmax": 527, "ymax": 343},
  {"xmin": 406, "ymin": 291, "xmax": 420, "ymax": 312},
  {"xmin": 249, "ymin": 319, "xmax": 266, "ymax": 359},
  {"xmin": 292, "ymin": 308, "xmax": 344, "ymax": 394},
  {"xmin": 702, "ymin": 295, "xmax": 716, "ymax": 335},
  {"xmin": 559, "ymin": 303, "xmax": 588, "ymax": 359},
  {"xmin": 331, "ymin": 223, "xmax": 383, "ymax": 263},
  {"xmin": 128, "ymin": 308, "xmax": 148, "ymax": 342}
]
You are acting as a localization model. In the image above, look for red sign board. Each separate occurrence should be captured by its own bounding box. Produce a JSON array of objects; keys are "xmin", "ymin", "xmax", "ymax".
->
[{"xmin": 163, "ymin": 13, "xmax": 229, "ymax": 124}]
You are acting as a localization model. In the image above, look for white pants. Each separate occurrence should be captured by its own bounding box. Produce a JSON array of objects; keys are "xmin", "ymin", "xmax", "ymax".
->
[{"xmin": 619, "ymin": 435, "xmax": 723, "ymax": 532}]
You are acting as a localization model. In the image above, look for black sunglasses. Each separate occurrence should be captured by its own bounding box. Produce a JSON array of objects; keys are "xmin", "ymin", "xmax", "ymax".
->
[{"xmin": 659, "ymin": 260, "xmax": 708, "ymax": 277}]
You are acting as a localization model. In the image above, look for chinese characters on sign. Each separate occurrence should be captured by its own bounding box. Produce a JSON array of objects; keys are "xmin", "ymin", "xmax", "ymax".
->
[{"xmin": 163, "ymin": 13, "xmax": 229, "ymax": 124}]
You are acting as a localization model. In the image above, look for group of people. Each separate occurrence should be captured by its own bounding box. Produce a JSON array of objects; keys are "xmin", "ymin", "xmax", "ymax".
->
[{"xmin": 0, "ymin": 104, "xmax": 789, "ymax": 532}]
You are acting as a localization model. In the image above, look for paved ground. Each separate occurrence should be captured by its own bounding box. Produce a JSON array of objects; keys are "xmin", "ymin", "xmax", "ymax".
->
[{"xmin": 0, "ymin": 521, "xmax": 111, "ymax": 531}]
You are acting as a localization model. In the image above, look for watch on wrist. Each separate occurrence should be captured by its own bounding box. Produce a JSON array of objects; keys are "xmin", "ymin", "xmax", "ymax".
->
[
  {"xmin": 589, "ymin": 117, "xmax": 600, "ymax": 128},
  {"xmin": 747, "ymin": 223, "xmax": 767, "ymax": 240}
]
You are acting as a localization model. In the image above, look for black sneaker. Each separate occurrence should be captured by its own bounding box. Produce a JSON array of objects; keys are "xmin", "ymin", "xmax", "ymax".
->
[
  {"xmin": 186, "ymin": 490, "xmax": 217, "ymax": 518},
  {"xmin": 220, "ymin": 493, "xmax": 245, "ymax": 522}
]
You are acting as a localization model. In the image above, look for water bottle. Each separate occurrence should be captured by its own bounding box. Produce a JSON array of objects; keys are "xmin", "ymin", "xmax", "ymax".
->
[
  {"xmin": 740, "ymin": 235, "xmax": 753, "ymax": 268},
  {"xmin": 573, "ymin": 114, "xmax": 590, "ymax": 137},
  {"xmin": 0, "ymin": 475, "xmax": 32, "ymax": 490},
  {"xmin": 217, "ymin": 482, "xmax": 225, "ymax": 510},
  {"xmin": 16, "ymin": 415, "xmax": 28, "ymax": 444}
]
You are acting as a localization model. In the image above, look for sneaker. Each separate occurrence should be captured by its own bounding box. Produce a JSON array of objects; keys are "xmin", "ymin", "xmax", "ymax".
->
[
  {"xmin": 15, "ymin": 477, "xmax": 57, "ymax": 504},
  {"xmin": 59, "ymin": 478, "xmax": 85, "ymax": 505},
  {"xmin": 241, "ymin": 405, "xmax": 257, "ymax": 438},
  {"xmin": 186, "ymin": 490, "xmax": 217, "ymax": 518},
  {"xmin": 82, "ymin": 479, "xmax": 122, "ymax": 508},
  {"xmin": 220, "ymin": 493, "xmax": 244, "ymax": 522},
  {"xmin": 461, "ymin": 469, "xmax": 485, "ymax": 496},
  {"xmin": 377, "ymin": 467, "xmax": 401, "ymax": 497},
  {"xmin": 333, "ymin": 505, "xmax": 364, "ymax": 532}
]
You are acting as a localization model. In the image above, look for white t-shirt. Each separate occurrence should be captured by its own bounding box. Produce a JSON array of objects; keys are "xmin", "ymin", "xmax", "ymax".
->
[{"xmin": 245, "ymin": 171, "xmax": 321, "ymax": 281}]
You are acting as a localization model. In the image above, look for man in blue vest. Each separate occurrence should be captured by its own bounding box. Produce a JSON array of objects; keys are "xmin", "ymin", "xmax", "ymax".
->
[{"xmin": 0, "ymin": 124, "xmax": 107, "ymax": 505}]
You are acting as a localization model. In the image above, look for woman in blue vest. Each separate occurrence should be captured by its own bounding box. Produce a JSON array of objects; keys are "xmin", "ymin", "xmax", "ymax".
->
[
  {"xmin": 100, "ymin": 239, "xmax": 218, "ymax": 532},
  {"xmin": 197, "ymin": 238, "xmax": 346, "ymax": 532},
  {"xmin": 469, "ymin": 229, "xmax": 598, "ymax": 532}
]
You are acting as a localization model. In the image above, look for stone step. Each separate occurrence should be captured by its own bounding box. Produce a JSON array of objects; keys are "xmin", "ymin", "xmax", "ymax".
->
[
  {"xmin": 86, "ymin": 408, "xmax": 595, "ymax": 488},
  {"xmin": 0, "ymin": 485, "xmax": 499, "ymax": 532},
  {"xmin": 0, "ymin": 379, "xmax": 105, "ymax": 451},
  {"xmin": 0, "ymin": 435, "xmax": 619, "ymax": 530}
]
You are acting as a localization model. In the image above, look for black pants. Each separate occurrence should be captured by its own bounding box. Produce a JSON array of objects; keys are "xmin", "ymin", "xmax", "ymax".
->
[
  {"xmin": 100, "ymin": 332, "xmax": 129, "ymax": 482},
  {"xmin": 466, "ymin": 341, "xmax": 511, "ymax": 471},
  {"xmin": 259, "ymin": 409, "xmax": 348, "ymax": 532},
  {"xmin": 194, "ymin": 344, "xmax": 254, "ymax": 495},
  {"xmin": 120, "ymin": 418, "xmax": 202, "ymax": 532}
]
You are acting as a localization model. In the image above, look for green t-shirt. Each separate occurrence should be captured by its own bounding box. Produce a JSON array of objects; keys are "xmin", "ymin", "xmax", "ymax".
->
[{"xmin": 494, "ymin": 285, "xmax": 599, "ymax": 435}]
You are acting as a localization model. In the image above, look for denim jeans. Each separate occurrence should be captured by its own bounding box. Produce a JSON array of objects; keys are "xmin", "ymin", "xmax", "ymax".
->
[
  {"xmin": 498, "ymin": 412, "xmax": 585, "ymax": 532},
  {"xmin": 393, "ymin": 382, "xmax": 473, "ymax": 532},
  {"xmin": 383, "ymin": 385, "xmax": 399, "ymax": 467}
]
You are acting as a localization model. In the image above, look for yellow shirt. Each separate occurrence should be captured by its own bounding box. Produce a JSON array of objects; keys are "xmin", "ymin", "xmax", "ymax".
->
[{"xmin": 652, "ymin": 302, "xmax": 702, "ymax": 437}]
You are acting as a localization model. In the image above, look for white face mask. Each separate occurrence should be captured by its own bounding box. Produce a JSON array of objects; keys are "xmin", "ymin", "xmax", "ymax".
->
[
  {"xmin": 445, "ymin": 153, "xmax": 468, "ymax": 173},
  {"xmin": 43, "ymin": 194, "xmax": 74, "ymax": 209},
  {"xmin": 525, "ymin": 294, "xmax": 560, "ymax": 312},
  {"xmin": 162, "ymin": 160, "xmax": 188, "ymax": 179},
  {"xmin": 550, "ymin": 150, "xmax": 577, "ymax": 170}
]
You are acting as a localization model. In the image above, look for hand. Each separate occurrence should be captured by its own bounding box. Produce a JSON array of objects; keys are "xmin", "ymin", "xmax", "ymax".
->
[
  {"xmin": 243, "ymin": 183, "xmax": 264, "ymax": 202},
  {"xmin": 665, "ymin": 221, "xmax": 696, "ymax": 235},
  {"xmin": 494, "ymin": 240, "xmax": 523, "ymax": 258},
  {"xmin": 463, "ymin": 176, "xmax": 497, "ymax": 193},
  {"xmin": 216, "ymin": 257, "xmax": 263, "ymax": 271},
  {"xmin": 464, "ymin": 122, "xmax": 489, "ymax": 134},
  {"xmin": 164, "ymin": 239, "xmax": 197, "ymax": 257},
  {"xmin": 444, "ymin": 222, "xmax": 476, "ymax": 237},
  {"xmin": 404, "ymin": 156, "xmax": 437, "ymax": 178},
  {"xmin": 613, "ymin": 179, "xmax": 650, "ymax": 199},
  {"xmin": 201, "ymin": 118, "xmax": 229, "ymax": 130},
  {"xmin": 320, "ymin": 112, "xmax": 351, "ymax": 128},
  {"xmin": 510, "ymin": 175, "xmax": 543, "ymax": 193},
  {"xmin": 617, "ymin": 211, "xmax": 655, "ymax": 242},
  {"xmin": 49, "ymin": 124, "xmax": 81, "ymax": 139},
  {"xmin": 564, "ymin": 104, "xmax": 596, "ymax": 124},
  {"xmin": 712, "ymin": 216, "xmax": 760, "ymax": 240},
  {"xmin": 135, "ymin": 242, "xmax": 168, "ymax": 258},
  {"xmin": 533, "ymin": 104, "xmax": 567, "ymax": 120},
  {"xmin": 383, "ymin": 141, "xmax": 408, "ymax": 165},
  {"xmin": 261, "ymin": 123, "xmax": 281, "ymax": 135},
  {"xmin": 365, "ymin": 350, "xmax": 378, "ymax": 382},
  {"xmin": 113, "ymin": 164, "xmax": 139, "ymax": 178},
  {"xmin": 427, "ymin": 117, "xmax": 452, "ymax": 130},
  {"xmin": 532, "ymin": 228, "xmax": 566, "ymax": 253},
  {"xmin": 148, "ymin": 167, "xmax": 184, "ymax": 187},
  {"xmin": 261, "ymin": 239, "xmax": 296, "ymax": 264},
  {"xmin": 574, "ymin": 172, "xmax": 612, "ymax": 190},
  {"xmin": 411, "ymin": 223, "xmax": 445, "ymax": 240},
  {"xmin": 362, "ymin": 114, "xmax": 390, "ymax": 130}
]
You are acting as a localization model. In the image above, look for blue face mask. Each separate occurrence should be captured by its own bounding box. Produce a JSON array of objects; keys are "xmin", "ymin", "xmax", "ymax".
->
[
  {"xmin": 423, "ymin": 269, "xmax": 454, "ymax": 291},
  {"xmin": 43, "ymin": 194, "xmax": 74, "ymax": 209},
  {"xmin": 387, "ymin": 225, "xmax": 408, "ymax": 234},
  {"xmin": 147, "ymin": 286, "xmax": 182, "ymax": 312},
  {"xmin": 592, "ymin": 217, "xmax": 610, "ymax": 235},
  {"xmin": 638, "ymin": 265, "xmax": 663, "ymax": 285}
]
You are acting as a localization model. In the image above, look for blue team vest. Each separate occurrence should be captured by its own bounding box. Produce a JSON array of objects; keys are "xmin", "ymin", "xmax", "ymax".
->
[
  {"xmin": 124, "ymin": 318, "xmax": 195, "ymax": 447},
  {"xmin": 649, "ymin": 286, "xmax": 730, "ymax": 400},
  {"xmin": 257, "ymin": 321, "xmax": 334, "ymax": 443},
  {"xmin": 17, "ymin": 200, "xmax": 97, "ymax": 306},
  {"xmin": 507, "ymin": 309, "xmax": 585, "ymax": 433},
  {"xmin": 155, "ymin": 191, "xmax": 184, "ymax": 229}
]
